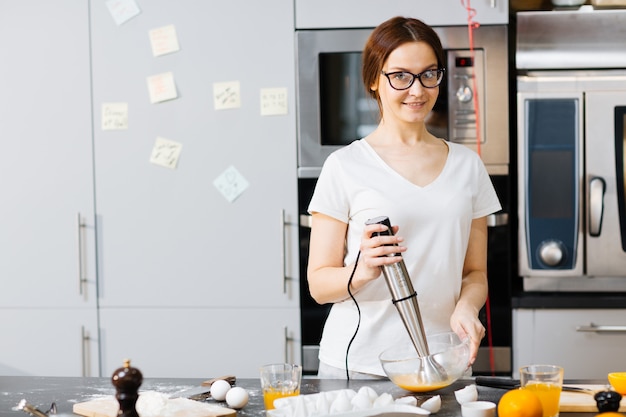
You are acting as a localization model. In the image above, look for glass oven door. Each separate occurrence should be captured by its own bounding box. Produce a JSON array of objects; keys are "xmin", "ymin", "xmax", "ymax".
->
[{"xmin": 585, "ymin": 91, "xmax": 626, "ymax": 276}]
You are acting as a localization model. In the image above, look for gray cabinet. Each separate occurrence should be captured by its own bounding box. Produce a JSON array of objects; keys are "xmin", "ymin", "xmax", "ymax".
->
[
  {"xmin": 0, "ymin": 0, "xmax": 99, "ymax": 376},
  {"xmin": 513, "ymin": 308, "xmax": 626, "ymax": 379}
]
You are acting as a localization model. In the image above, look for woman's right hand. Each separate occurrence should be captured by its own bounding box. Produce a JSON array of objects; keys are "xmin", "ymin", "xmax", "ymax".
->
[{"xmin": 352, "ymin": 222, "xmax": 407, "ymax": 287}]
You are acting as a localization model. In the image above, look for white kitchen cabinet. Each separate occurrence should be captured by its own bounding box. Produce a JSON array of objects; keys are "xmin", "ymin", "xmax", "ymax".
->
[
  {"xmin": 0, "ymin": 1, "xmax": 99, "ymax": 375},
  {"xmin": 89, "ymin": 0, "xmax": 300, "ymax": 377},
  {"xmin": 513, "ymin": 308, "xmax": 626, "ymax": 379},
  {"xmin": 99, "ymin": 308, "xmax": 300, "ymax": 378},
  {"xmin": 0, "ymin": 309, "xmax": 99, "ymax": 377},
  {"xmin": 1, "ymin": 0, "xmax": 300, "ymax": 378},
  {"xmin": 295, "ymin": 0, "xmax": 508, "ymax": 29}
]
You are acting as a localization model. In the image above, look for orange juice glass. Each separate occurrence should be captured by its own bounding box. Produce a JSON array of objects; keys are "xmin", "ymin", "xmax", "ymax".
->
[
  {"xmin": 260, "ymin": 363, "xmax": 302, "ymax": 410},
  {"xmin": 520, "ymin": 365, "xmax": 564, "ymax": 417}
]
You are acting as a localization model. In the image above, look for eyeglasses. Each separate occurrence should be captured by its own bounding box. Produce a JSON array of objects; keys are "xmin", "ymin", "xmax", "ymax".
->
[{"xmin": 381, "ymin": 68, "xmax": 446, "ymax": 90}]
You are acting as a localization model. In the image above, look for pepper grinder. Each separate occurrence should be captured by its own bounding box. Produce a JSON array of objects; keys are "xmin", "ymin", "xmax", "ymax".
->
[{"xmin": 111, "ymin": 359, "xmax": 143, "ymax": 417}]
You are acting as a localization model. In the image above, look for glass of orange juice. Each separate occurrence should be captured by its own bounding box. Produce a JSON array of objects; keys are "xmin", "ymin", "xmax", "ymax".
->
[
  {"xmin": 520, "ymin": 364, "xmax": 564, "ymax": 417},
  {"xmin": 259, "ymin": 363, "xmax": 302, "ymax": 410}
]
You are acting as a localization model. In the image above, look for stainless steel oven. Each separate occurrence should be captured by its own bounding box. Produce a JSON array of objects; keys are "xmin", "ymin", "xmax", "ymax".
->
[
  {"xmin": 517, "ymin": 9, "xmax": 626, "ymax": 292},
  {"xmin": 295, "ymin": 24, "xmax": 510, "ymax": 178}
]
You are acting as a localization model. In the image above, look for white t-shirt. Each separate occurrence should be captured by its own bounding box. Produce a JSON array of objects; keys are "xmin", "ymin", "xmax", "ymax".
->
[{"xmin": 307, "ymin": 139, "xmax": 502, "ymax": 376}]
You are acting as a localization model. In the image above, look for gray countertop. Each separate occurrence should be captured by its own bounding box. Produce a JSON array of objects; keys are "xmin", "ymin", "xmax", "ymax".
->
[{"xmin": 0, "ymin": 376, "xmax": 599, "ymax": 417}]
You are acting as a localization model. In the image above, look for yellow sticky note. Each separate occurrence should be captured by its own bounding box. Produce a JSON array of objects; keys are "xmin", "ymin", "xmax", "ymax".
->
[
  {"xmin": 260, "ymin": 87, "xmax": 288, "ymax": 116},
  {"xmin": 150, "ymin": 137, "xmax": 182, "ymax": 169},
  {"xmin": 213, "ymin": 81, "xmax": 241, "ymax": 110},
  {"xmin": 149, "ymin": 24, "xmax": 180, "ymax": 57},
  {"xmin": 102, "ymin": 102, "xmax": 128, "ymax": 130},
  {"xmin": 147, "ymin": 72, "xmax": 178, "ymax": 104}
]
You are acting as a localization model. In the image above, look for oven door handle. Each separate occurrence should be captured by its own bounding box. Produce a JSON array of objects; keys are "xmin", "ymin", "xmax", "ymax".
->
[
  {"xmin": 576, "ymin": 323, "xmax": 626, "ymax": 334},
  {"xmin": 589, "ymin": 176, "xmax": 606, "ymax": 237}
]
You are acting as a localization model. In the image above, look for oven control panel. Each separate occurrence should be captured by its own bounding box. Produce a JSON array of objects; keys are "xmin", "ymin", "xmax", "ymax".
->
[{"xmin": 447, "ymin": 49, "xmax": 485, "ymax": 145}]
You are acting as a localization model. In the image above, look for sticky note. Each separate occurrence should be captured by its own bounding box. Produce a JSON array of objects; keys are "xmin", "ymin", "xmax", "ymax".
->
[
  {"xmin": 102, "ymin": 103, "xmax": 128, "ymax": 130},
  {"xmin": 105, "ymin": 0, "xmax": 141, "ymax": 26},
  {"xmin": 260, "ymin": 87, "xmax": 288, "ymax": 116},
  {"xmin": 149, "ymin": 24, "xmax": 180, "ymax": 57},
  {"xmin": 213, "ymin": 81, "xmax": 241, "ymax": 110},
  {"xmin": 149, "ymin": 137, "xmax": 182, "ymax": 169},
  {"xmin": 213, "ymin": 165, "xmax": 249, "ymax": 203},
  {"xmin": 147, "ymin": 72, "xmax": 178, "ymax": 104}
]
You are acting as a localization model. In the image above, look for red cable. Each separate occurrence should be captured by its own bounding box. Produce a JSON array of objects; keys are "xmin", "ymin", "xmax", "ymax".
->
[{"xmin": 461, "ymin": 0, "xmax": 495, "ymax": 376}]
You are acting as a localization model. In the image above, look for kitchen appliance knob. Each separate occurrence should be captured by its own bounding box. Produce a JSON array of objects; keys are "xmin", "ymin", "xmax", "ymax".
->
[
  {"xmin": 538, "ymin": 240, "xmax": 565, "ymax": 267},
  {"xmin": 456, "ymin": 85, "xmax": 473, "ymax": 103}
]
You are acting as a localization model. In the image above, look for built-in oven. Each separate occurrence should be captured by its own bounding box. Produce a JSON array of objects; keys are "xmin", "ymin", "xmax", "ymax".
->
[
  {"xmin": 516, "ymin": 9, "xmax": 626, "ymax": 292},
  {"xmin": 295, "ymin": 23, "xmax": 513, "ymax": 375}
]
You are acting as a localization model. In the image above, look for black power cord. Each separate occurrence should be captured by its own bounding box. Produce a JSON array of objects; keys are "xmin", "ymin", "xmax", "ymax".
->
[{"xmin": 344, "ymin": 251, "xmax": 361, "ymax": 381}]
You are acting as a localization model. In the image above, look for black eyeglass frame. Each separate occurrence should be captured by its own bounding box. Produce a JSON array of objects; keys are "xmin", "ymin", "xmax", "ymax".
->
[{"xmin": 381, "ymin": 68, "xmax": 446, "ymax": 90}]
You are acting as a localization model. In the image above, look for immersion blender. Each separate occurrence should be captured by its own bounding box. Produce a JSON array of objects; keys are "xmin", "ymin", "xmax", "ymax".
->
[{"xmin": 365, "ymin": 216, "xmax": 447, "ymax": 384}]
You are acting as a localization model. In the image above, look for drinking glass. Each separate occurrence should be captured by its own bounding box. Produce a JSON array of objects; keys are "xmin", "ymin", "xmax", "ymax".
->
[
  {"xmin": 520, "ymin": 364, "xmax": 564, "ymax": 417},
  {"xmin": 259, "ymin": 363, "xmax": 302, "ymax": 410}
]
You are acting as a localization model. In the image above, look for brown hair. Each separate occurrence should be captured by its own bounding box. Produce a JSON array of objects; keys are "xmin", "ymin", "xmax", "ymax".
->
[{"xmin": 362, "ymin": 16, "xmax": 445, "ymax": 110}]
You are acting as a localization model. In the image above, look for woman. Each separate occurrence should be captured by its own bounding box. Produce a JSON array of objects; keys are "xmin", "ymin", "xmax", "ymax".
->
[{"xmin": 306, "ymin": 16, "xmax": 502, "ymax": 379}]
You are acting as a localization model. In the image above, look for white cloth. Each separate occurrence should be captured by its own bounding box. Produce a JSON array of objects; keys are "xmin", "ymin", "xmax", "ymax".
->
[{"xmin": 308, "ymin": 139, "xmax": 501, "ymax": 376}]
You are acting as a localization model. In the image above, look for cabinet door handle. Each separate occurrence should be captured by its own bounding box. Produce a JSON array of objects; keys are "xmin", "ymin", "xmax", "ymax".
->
[
  {"xmin": 576, "ymin": 323, "xmax": 626, "ymax": 333},
  {"xmin": 81, "ymin": 326, "xmax": 91, "ymax": 377},
  {"xmin": 281, "ymin": 209, "xmax": 295, "ymax": 294},
  {"xmin": 77, "ymin": 213, "xmax": 88, "ymax": 296},
  {"xmin": 283, "ymin": 326, "xmax": 296, "ymax": 363}
]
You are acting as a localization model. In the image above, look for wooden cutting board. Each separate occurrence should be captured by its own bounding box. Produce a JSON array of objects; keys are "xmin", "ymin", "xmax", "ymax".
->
[
  {"xmin": 73, "ymin": 391, "xmax": 236, "ymax": 417},
  {"xmin": 559, "ymin": 385, "xmax": 626, "ymax": 412}
]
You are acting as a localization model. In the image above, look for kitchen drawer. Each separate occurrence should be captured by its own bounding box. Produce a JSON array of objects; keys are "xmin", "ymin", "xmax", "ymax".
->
[{"xmin": 513, "ymin": 308, "xmax": 626, "ymax": 379}]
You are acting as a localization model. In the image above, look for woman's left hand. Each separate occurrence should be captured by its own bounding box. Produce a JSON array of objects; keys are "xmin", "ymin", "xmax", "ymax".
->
[{"xmin": 450, "ymin": 306, "xmax": 485, "ymax": 366}]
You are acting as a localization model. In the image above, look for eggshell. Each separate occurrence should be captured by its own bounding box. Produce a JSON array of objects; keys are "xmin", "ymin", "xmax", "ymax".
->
[
  {"xmin": 455, "ymin": 384, "xmax": 478, "ymax": 405},
  {"xmin": 225, "ymin": 387, "xmax": 249, "ymax": 409},
  {"xmin": 210, "ymin": 379, "xmax": 231, "ymax": 401},
  {"xmin": 420, "ymin": 395, "xmax": 442, "ymax": 413},
  {"xmin": 394, "ymin": 396, "xmax": 418, "ymax": 407}
]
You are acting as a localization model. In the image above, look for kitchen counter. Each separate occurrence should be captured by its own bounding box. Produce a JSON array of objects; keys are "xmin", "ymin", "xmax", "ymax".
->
[{"xmin": 0, "ymin": 376, "xmax": 604, "ymax": 417}]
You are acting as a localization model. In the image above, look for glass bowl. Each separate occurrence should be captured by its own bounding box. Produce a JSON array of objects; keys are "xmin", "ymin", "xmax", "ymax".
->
[{"xmin": 379, "ymin": 331, "xmax": 470, "ymax": 392}]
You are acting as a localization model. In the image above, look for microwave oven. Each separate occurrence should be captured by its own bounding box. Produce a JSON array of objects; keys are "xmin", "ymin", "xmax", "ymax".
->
[{"xmin": 295, "ymin": 24, "xmax": 510, "ymax": 178}]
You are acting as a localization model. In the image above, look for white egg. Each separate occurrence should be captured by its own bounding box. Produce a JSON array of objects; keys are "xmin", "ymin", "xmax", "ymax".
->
[
  {"xmin": 225, "ymin": 386, "xmax": 249, "ymax": 409},
  {"xmin": 210, "ymin": 379, "xmax": 231, "ymax": 401},
  {"xmin": 454, "ymin": 384, "xmax": 478, "ymax": 405},
  {"xmin": 420, "ymin": 395, "xmax": 442, "ymax": 413}
]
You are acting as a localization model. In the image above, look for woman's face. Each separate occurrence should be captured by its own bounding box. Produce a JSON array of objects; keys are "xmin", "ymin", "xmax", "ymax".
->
[{"xmin": 371, "ymin": 41, "xmax": 440, "ymax": 126}]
